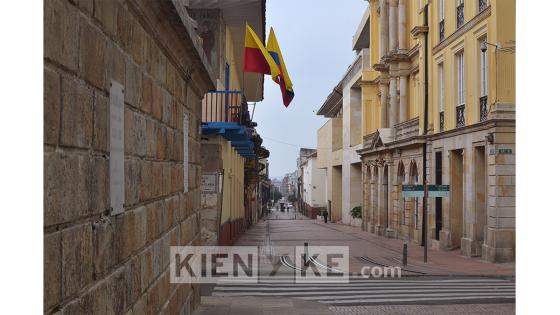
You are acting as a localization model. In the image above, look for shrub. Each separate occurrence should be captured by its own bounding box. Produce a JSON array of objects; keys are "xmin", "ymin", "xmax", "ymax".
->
[{"xmin": 350, "ymin": 206, "xmax": 362, "ymax": 219}]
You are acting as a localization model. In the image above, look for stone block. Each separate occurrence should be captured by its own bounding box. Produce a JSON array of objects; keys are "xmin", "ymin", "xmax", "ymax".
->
[
  {"xmin": 61, "ymin": 223, "xmax": 93, "ymax": 298},
  {"xmin": 141, "ymin": 75, "xmax": 153, "ymax": 114},
  {"xmin": 125, "ymin": 158, "xmax": 141, "ymax": 206},
  {"xmin": 91, "ymin": 280, "xmax": 110, "ymax": 314},
  {"xmin": 61, "ymin": 293, "xmax": 92, "ymax": 315},
  {"xmin": 157, "ymin": 125, "xmax": 166, "ymax": 160},
  {"xmin": 162, "ymin": 163, "xmax": 172, "ymax": 196},
  {"xmin": 140, "ymin": 246, "xmax": 154, "ymax": 292},
  {"xmin": 44, "ymin": 232, "xmax": 61, "ymax": 310},
  {"xmin": 44, "ymin": 152, "xmax": 89, "ymax": 226},
  {"xmin": 90, "ymin": 155, "xmax": 109, "ymax": 215},
  {"xmin": 77, "ymin": 0, "xmax": 93, "ymax": 16},
  {"xmin": 44, "ymin": 0, "xmax": 78, "ymax": 70},
  {"xmin": 139, "ymin": 160, "xmax": 153, "ymax": 201},
  {"xmin": 131, "ymin": 19, "xmax": 146, "ymax": 66},
  {"xmin": 134, "ymin": 206, "xmax": 148, "ymax": 251},
  {"xmin": 108, "ymin": 267, "xmax": 127, "ymax": 314},
  {"xmin": 120, "ymin": 210, "xmax": 136, "ymax": 261},
  {"xmin": 79, "ymin": 17, "xmax": 106, "ymax": 89},
  {"xmin": 153, "ymin": 162, "xmax": 163, "ymax": 198},
  {"xmin": 61, "ymin": 76, "xmax": 93, "ymax": 148},
  {"xmin": 125, "ymin": 108, "xmax": 147, "ymax": 157},
  {"xmin": 93, "ymin": 92, "xmax": 109, "ymax": 152},
  {"xmin": 105, "ymin": 42, "xmax": 125, "ymax": 90},
  {"xmin": 126, "ymin": 255, "xmax": 142, "ymax": 308},
  {"xmin": 152, "ymin": 84, "xmax": 163, "ymax": 121},
  {"xmin": 166, "ymin": 127, "xmax": 174, "ymax": 161},
  {"xmin": 146, "ymin": 200, "xmax": 163, "ymax": 242},
  {"xmin": 162, "ymin": 197, "xmax": 174, "ymax": 231},
  {"xmin": 93, "ymin": 0, "xmax": 116, "ymax": 38},
  {"xmin": 125, "ymin": 58, "xmax": 142, "ymax": 108},
  {"xmin": 162, "ymin": 90, "xmax": 172, "ymax": 126},
  {"xmin": 44, "ymin": 67, "xmax": 60, "ymax": 146},
  {"xmin": 132, "ymin": 293, "xmax": 147, "ymax": 315},
  {"xmin": 93, "ymin": 216, "xmax": 116, "ymax": 276},
  {"xmin": 116, "ymin": 2, "xmax": 133, "ymax": 51},
  {"xmin": 145, "ymin": 119, "xmax": 157, "ymax": 160}
]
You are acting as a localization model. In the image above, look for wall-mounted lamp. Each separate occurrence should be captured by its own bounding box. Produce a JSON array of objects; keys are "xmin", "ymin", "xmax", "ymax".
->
[{"xmin": 485, "ymin": 132, "xmax": 494, "ymax": 144}]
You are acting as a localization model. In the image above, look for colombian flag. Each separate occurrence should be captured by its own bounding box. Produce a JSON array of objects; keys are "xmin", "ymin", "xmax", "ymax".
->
[
  {"xmin": 243, "ymin": 24, "xmax": 280, "ymax": 79},
  {"xmin": 266, "ymin": 28, "xmax": 294, "ymax": 107}
]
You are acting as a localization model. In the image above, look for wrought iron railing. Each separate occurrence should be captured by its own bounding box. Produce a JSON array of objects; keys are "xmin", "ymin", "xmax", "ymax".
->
[
  {"xmin": 480, "ymin": 96, "xmax": 488, "ymax": 122},
  {"xmin": 439, "ymin": 20, "xmax": 445, "ymax": 42},
  {"xmin": 457, "ymin": 3, "xmax": 464, "ymax": 28},
  {"xmin": 439, "ymin": 111, "xmax": 444, "ymax": 131},
  {"xmin": 479, "ymin": 0, "xmax": 487, "ymax": 11},
  {"xmin": 456, "ymin": 104, "xmax": 465, "ymax": 128},
  {"xmin": 202, "ymin": 91, "xmax": 248, "ymax": 124}
]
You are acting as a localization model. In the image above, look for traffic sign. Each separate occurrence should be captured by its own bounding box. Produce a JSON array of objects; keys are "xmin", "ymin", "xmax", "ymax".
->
[{"xmin": 401, "ymin": 185, "xmax": 449, "ymax": 198}]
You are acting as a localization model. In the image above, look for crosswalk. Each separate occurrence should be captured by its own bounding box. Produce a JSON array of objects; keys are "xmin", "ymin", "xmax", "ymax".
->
[{"xmin": 210, "ymin": 277, "xmax": 515, "ymax": 306}]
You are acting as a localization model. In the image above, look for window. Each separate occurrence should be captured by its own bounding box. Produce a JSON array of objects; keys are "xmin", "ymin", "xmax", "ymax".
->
[
  {"xmin": 439, "ymin": 0, "xmax": 445, "ymax": 41},
  {"xmin": 480, "ymin": 37, "xmax": 488, "ymax": 121},
  {"xmin": 457, "ymin": 0, "xmax": 465, "ymax": 28},
  {"xmin": 457, "ymin": 51, "xmax": 465, "ymax": 106},
  {"xmin": 480, "ymin": 40, "xmax": 488, "ymax": 97},
  {"xmin": 479, "ymin": 0, "xmax": 488, "ymax": 12},
  {"xmin": 438, "ymin": 63, "xmax": 444, "ymax": 131},
  {"xmin": 456, "ymin": 51, "xmax": 465, "ymax": 127}
]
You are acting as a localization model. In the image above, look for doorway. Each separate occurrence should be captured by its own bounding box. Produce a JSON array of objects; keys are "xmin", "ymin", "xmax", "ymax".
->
[
  {"xmin": 474, "ymin": 146, "xmax": 487, "ymax": 253},
  {"xmin": 435, "ymin": 151, "xmax": 443, "ymax": 241},
  {"xmin": 450, "ymin": 150, "xmax": 464, "ymax": 249}
]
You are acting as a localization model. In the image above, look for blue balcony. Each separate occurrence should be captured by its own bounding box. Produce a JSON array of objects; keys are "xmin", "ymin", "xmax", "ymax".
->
[{"xmin": 201, "ymin": 91, "xmax": 255, "ymax": 158}]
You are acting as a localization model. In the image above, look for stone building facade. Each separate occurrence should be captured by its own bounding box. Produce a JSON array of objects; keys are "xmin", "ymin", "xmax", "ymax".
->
[
  {"xmin": 44, "ymin": 0, "xmax": 215, "ymax": 313},
  {"xmin": 358, "ymin": 0, "xmax": 515, "ymax": 262}
]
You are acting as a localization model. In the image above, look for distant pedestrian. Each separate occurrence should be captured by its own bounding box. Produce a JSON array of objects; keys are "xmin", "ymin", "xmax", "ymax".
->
[{"xmin": 323, "ymin": 210, "xmax": 328, "ymax": 223}]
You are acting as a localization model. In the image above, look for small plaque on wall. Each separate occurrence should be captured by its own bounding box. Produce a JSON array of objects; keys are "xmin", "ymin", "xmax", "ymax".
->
[
  {"xmin": 109, "ymin": 80, "xmax": 125, "ymax": 215},
  {"xmin": 202, "ymin": 173, "xmax": 218, "ymax": 193}
]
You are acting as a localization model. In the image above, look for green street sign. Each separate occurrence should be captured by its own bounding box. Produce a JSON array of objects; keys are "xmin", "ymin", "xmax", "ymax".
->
[{"xmin": 401, "ymin": 185, "xmax": 449, "ymax": 198}]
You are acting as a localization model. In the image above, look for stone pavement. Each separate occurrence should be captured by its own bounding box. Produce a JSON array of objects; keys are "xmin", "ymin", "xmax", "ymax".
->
[
  {"xmin": 329, "ymin": 303, "xmax": 515, "ymax": 315},
  {"xmin": 195, "ymin": 296, "xmax": 333, "ymax": 315}
]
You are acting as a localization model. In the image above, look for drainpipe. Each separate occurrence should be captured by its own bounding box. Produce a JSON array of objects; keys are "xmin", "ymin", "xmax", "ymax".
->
[{"xmin": 422, "ymin": 3, "xmax": 429, "ymax": 263}]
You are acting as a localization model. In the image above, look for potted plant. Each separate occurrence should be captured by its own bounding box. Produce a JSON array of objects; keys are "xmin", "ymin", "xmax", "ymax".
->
[{"xmin": 349, "ymin": 206, "xmax": 363, "ymax": 227}]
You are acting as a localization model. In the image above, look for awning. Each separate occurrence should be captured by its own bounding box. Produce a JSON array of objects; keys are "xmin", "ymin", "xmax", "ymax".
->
[{"xmin": 202, "ymin": 122, "xmax": 255, "ymax": 158}]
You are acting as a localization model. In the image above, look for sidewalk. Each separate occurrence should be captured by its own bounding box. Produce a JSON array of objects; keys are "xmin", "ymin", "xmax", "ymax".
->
[{"xmin": 312, "ymin": 219, "xmax": 515, "ymax": 277}]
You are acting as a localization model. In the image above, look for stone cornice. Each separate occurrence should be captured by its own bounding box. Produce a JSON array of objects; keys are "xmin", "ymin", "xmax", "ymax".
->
[
  {"xmin": 433, "ymin": 5, "xmax": 492, "ymax": 55},
  {"xmin": 126, "ymin": 0, "xmax": 216, "ymax": 96},
  {"xmin": 411, "ymin": 25, "xmax": 428, "ymax": 38}
]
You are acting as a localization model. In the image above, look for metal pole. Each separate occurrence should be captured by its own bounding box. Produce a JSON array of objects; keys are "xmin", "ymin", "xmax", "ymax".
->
[{"xmin": 422, "ymin": 3, "xmax": 429, "ymax": 264}]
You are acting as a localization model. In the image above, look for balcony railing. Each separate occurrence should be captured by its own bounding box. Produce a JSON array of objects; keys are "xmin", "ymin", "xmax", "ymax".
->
[
  {"xmin": 479, "ymin": 0, "xmax": 487, "ymax": 11},
  {"xmin": 202, "ymin": 90, "xmax": 249, "ymax": 124},
  {"xmin": 456, "ymin": 104, "xmax": 465, "ymax": 128},
  {"xmin": 439, "ymin": 111, "xmax": 444, "ymax": 131},
  {"xmin": 439, "ymin": 20, "xmax": 445, "ymax": 42},
  {"xmin": 480, "ymin": 96, "xmax": 488, "ymax": 122},
  {"xmin": 456, "ymin": 3, "xmax": 464, "ymax": 28}
]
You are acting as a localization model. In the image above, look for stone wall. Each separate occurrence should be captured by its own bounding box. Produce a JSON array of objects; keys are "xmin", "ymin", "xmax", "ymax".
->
[{"xmin": 44, "ymin": 0, "xmax": 213, "ymax": 313}]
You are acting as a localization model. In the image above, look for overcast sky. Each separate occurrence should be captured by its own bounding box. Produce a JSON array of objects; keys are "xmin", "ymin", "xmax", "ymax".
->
[{"xmin": 253, "ymin": 0, "xmax": 369, "ymax": 179}]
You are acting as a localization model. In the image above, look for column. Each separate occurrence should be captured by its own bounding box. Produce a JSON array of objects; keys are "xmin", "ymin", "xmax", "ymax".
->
[
  {"xmin": 399, "ymin": 75, "xmax": 408, "ymax": 122},
  {"xmin": 380, "ymin": 83, "xmax": 388, "ymax": 128},
  {"xmin": 389, "ymin": 0, "xmax": 398, "ymax": 52},
  {"xmin": 389, "ymin": 77, "xmax": 398, "ymax": 127},
  {"xmin": 398, "ymin": 0, "xmax": 407, "ymax": 50},
  {"xmin": 379, "ymin": 0, "xmax": 389, "ymax": 58}
]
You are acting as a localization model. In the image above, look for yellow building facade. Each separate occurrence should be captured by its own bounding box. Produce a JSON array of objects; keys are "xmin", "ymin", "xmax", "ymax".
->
[{"xmin": 358, "ymin": 0, "xmax": 515, "ymax": 262}]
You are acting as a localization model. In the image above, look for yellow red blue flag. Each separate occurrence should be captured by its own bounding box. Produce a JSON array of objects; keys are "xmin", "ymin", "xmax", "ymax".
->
[{"xmin": 266, "ymin": 28, "xmax": 294, "ymax": 107}]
